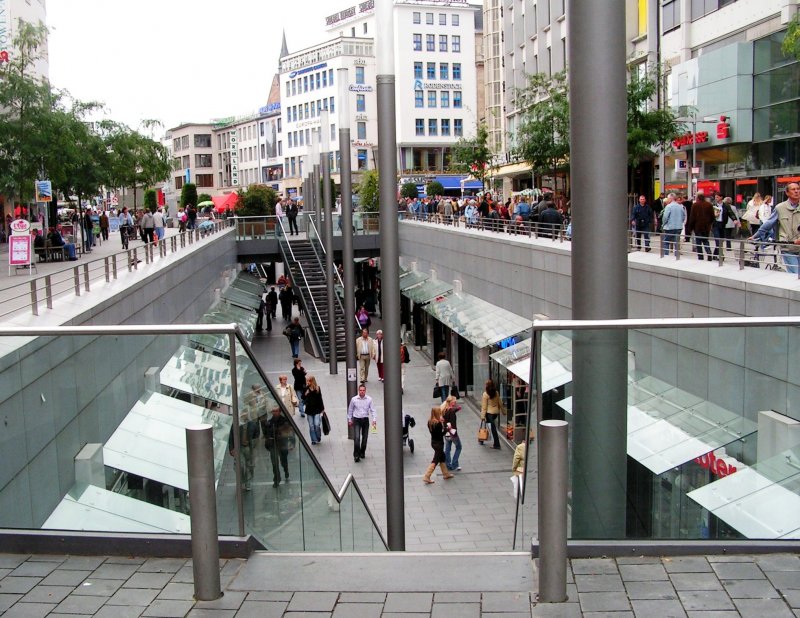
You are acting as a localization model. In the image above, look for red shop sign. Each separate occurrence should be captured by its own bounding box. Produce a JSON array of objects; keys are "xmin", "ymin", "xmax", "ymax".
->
[{"xmin": 672, "ymin": 131, "xmax": 709, "ymax": 149}]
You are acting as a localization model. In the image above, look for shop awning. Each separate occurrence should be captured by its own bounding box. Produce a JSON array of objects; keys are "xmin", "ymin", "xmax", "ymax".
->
[
  {"xmin": 435, "ymin": 175, "xmax": 483, "ymax": 190},
  {"xmin": 103, "ymin": 393, "xmax": 232, "ymax": 491},
  {"xmin": 556, "ymin": 373, "xmax": 758, "ymax": 476},
  {"xmin": 688, "ymin": 446, "xmax": 800, "ymax": 539},
  {"xmin": 424, "ymin": 291, "xmax": 530, "ymax": 349},
  {"xmin": 399, "ymin": 271, "xmax": 429, "ymax": 291},
  {"xmin": 490, "ymin": 332, "xmax": 573, "ymax": 392},
  {"xmin": 212, "ymin": 193, "xmax": 239, "ymax": 212},
  {"xmin": 492, "ymin": 161, "xmax": 532, "ymax": 179},
  {"xmin": 402, "ymin": 279, "xmax": 453, "ymax": 304}
]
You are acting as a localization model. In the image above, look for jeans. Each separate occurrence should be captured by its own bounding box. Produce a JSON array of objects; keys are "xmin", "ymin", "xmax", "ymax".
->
[
  {"xmin": 486, "ymin": 413, "xmax": 500, "ymax": 448},
  {"xmin": 633, "ymin": 230, "xmax": 650, "ymax": 250},
  {"xmin": 662, "ymin": 229, "xmax": 681, "ymax": 257},
  {"xmin": 712, "ymin": 221, "xmax": 723, "ymax": 256},
  {"xmin": 352, "ymin": 416, "xmax": 369, "ymax": 458},
  {"xmin": 439, "ymin": 386, "xmax": 449, "ymax": 404},
  {"xmin": 694, "ymin": 235, "xmax": 712, "ymax": 259},
  {"xmin": 290, "ymin": 338, "xmax": 300, "ymax": 358},
  {"xmin": 445, "ymin": 434, "xmax": 462, "ymax": 470},
  {"xmin": 297, "ymin": 394, "xmax": 306, "ymax": 416},
  {"xmin": 307, "ymin": 413, "xmax": 322, "ymax": 443},
  {"xmin": 781, "ymin": 251, "xmax": 800, "ymax": 274}
]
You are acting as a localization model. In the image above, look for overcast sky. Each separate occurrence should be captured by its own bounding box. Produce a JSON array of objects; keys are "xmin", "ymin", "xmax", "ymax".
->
[{"xmin": 47, "ymin": 0, "xmax": 334, "ymax": 133}]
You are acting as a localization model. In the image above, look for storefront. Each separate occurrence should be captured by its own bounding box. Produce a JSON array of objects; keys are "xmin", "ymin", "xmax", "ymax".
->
[{"xmin": 399, "ymin": 268, "xmax": 433, "ymax": 348}]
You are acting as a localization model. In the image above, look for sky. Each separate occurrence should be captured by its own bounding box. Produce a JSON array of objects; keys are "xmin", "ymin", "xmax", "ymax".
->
[{"xmin": 46, "ymin": 0, "xmax": 336, "ymax": 133}]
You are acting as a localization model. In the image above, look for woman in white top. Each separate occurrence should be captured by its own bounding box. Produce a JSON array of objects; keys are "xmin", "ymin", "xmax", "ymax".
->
[
  {"xmin": 276, "ymin": 374, "xmax": 298, "ymax": 414},
  {"xmin": 434, "ymin": 352, "xmax": 454, "ymax": 404},
  {"xmin": 743, "ymin": 193, "xmax": 763, "ymax": 236},
  {"xmin": 758, "ymin": 195, "xmax": 773, "ymax": 225}
]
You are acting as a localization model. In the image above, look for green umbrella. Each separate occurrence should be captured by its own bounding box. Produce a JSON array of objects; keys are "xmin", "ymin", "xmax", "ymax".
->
[{"xmin": 197, "ymin": 200, "xmax": 214, "ymax": 207}]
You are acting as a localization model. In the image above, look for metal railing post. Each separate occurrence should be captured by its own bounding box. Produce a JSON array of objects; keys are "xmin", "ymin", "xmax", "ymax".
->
[
  {"xmin": 112, "ymin": 255, "xmax": 117, "ymax": 279},
  {"xmin": 104, "ymin": 257, "xmax": 110, "ymax": 282},
  {"xmin": 83, "ymin": 264, "xmax": 90, "ymax": 292},
  {"xmin": 185, "ymin": 424, "xmax": 222, "ymax": 601},
  {"xmin": 73, "ymin": 267, "xmax": 81, "ymax": 296},
  {"xmin": 30, "ymin": 281, "xmax": 38, "ymax": 316},
  {"xmin": 45, "ymin": 275, "xmax": 53, "ymax": 309},
  {"xmin": 538, "ymin": 418, "xmax": 569, "ymax": 603}
]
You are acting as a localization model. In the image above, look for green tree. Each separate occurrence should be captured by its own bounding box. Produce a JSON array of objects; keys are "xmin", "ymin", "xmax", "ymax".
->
[
  {"xmin": 425, "ymin": 180, "xmax": 445, "ymax": 197},
  {"xmin": 144, "ymin": 188, "xmax": 157, "ymax": 213},
  {"xmin": 180, "ymin": 183, "xmax": 198, "ymax": 208},
  {"xmin": 449, "ymin": 122, "xmax": 493, "ymax": 190},
  {"xmin": 356, "ymin": 169, "xmax": 379, "ymax": 212},
  {"xmin": 400, "ymin": 182, "xmax": 418, "ymax": 199},
  {"xmin": 319, "ymin": 177, "xmax": 339, "ymax": 204},
  {"xmin": 783, "ymin": 14, "xmax": 800, "ymax": 61},
  {"xmin": 236, "ymin": 184, "xmax": 278, "ymax": 216}
]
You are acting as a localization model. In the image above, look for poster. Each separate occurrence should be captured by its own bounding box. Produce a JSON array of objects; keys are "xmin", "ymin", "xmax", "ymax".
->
[{"xmin": 9, "ymin": 235, "xmax": 31, "ymax": 266}]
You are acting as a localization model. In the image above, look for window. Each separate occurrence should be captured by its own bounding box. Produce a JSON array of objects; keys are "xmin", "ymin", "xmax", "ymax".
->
[
  {"xmin": 426, "ymin": 12, "xmax": 433, "ymax": 24},
  {"xmin": 415, "ymin": 119, "xmax": 425, "ymax": 135},
  {"xmin": 427, "ymin": 62, "xmax": 436, "ymax": 79},
  {"xmin": 316, "ymin": 73, "xmax": 321, "ymax": 89},
  {"xmin": 440, "ymin": 63, "xmax": 449, "ymax": 79},
  {"xmin": 440, "ymin": 35, "xmax": 448, "ymax": 52},
  {"xmin": 299, "ymin": 130, "xmax": 304, "ymax": 146},
  {"xmin": 351, "ymin": 26, "xmax": 356, "ymax": 36},
  {"xmin": 304, "ymin": 103, "xmax": 309, "ymax": 118},
  {"xmin": 311, "ymin": 101, "xmax": 316, "ymax": 117},
  {"xmin": 414, "ymin": 62, "xmax": 423, "ymax": 78},
  {"xmin": 357, "ymin": 121, "xmax": 367, "ymax": 139},
  {"xmin": 173, "ymin": 138, "xmax": 181, "ymax": 151},
  {"xmin": 288, "ymin": 133, "xmax": 293, "ymax": 148},
  {"xmin": 277, "ymin": 118, "xmax": 282, "ymax": 132},
  {"xmin": 181, "ymin": 135, "xmax": 189, "ymax": 149},
  {"xmin": 278, "ymin": 141, "xmax": 282, "ymax": 156},
  {"xmin": 356, "ymin": 94, "xmax": 366, "ymax": 112},
  {"xmin": 172, "ymin": 157, "xmax": 181, "ymax": 171},
  {"xmin": 428, "ymin": 91, "xmax": 437, "ymax": 107},
  {"xmin": 452, "ymin": 14, "xmax": 459, "ymax": 26},
  {"xmin": 260, "ymin": 122, "xmax": 265, "ymax": 136},
  {"xmin": 452, "ymin": 36, "xmax": 461, "ymax": 52},
  {"xmin": 426, "ymin": 34, "xmax": 435, "ymax": 51},
  {"xmin": 290, "ymin": 157, "xmax": 296, "ymax": 176},
  {"xmin": 330, "ymin": 69, "xmax": 334, "ymax": 85},
  {"xmin": 197, "ymin": 174, "xmax": 214, "ymax": 188},
  {"xmin": 439, "ymin": 13, "xmax": 446, "ymax": 25},
  {"xmin": 363, "ymin": 22, "xmax": 367, "ymax": 34},
  {"xmin": 662, "ymin": 0, "xmax": 680, "ymax": 32},
  {"xmin": 174, "ymin": 176, "xmax": 183, "ymax": 190},
  {"xmin": 441, "ymin": 119, "xmax": 451, "ymax": 136},
  {"xmin": 357, "ymin": 149, "xmax": 368, "ymax": 170},
  {"xmin": 303, "ymin": 76, "xmax": 308, "ymax": 92},
  {"xmin": 415, "ymin": 90, "xmax": 424, "ymax": 107},
  {"xmin": 413, "ymin": 33, "xmax": 422, "ymax": 51},
  {"xmin": 441, "ymin": 91, "xmax": 450, "ymax": 107},
  {"xmin": 292, "ymin": 80, "xmax": 296, "ymax": 95},
  {"xmin": 330, "ymin": 96, "xmax": 335, "ymax": 112},
  {"xmin": 182, "ymin": 155, "xmax": 190, "ymax": 168},
  {"xmin": 454, "ymin": 119, "xmax": 463, "ymax": 136},
  {"xmin": 323, "ymin": 71, "xmax": 327, "ymax": 87},
  {"xmin": 310, "ymin": 74, "xmax": 315, "ymax": 91},
  {"xmin": 428, "ymin": 119, "xmax": 438, "ymax": 135},
  {"xmin": 285, "ymin": 82, "xmax": 290, "ymax": 97},
  {"xmin": 453, "ymin": 91, "xmax": 462, "ymax": 108},
  {"xmin": 413, "ymin": 11, "xmax": 420, "ymax": 24},
  {"xmin": 453, "ymin": 63, "xmax": 461, "ymax": 79},
  {"xmin": 195, "ymin": 154, "xmax": 212, "ymax": 168},
  {"xmin": 356, "ymin": 66, "xmax": 365, "ymax": 84}
]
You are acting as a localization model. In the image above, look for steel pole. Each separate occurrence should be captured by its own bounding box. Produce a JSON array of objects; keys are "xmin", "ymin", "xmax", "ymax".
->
[
  {"xmin": 185, "ymin": 424, "xmax": 221, "ymax": 601},
  {"xmin": 538, "ymin": 419, "xmax": 569, "ymax": 603},
  {"xmin": 322, "ymin": 152, "xmax": 338, "ymax": 373},
  {"xmin": 340, "ymin": 127, "xmax": 358, "ymax": 403},
  {"xmin": 568, "ymin": 0, "xmax": 628, "ymax": 539},
  {"xmin": 314, "ymin": 164, "xmax": 323, "ymax": 241}
]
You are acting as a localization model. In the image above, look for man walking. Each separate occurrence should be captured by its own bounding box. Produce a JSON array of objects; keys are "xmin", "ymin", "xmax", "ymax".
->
[
  {"xmin": 284, "ymin": 316, "xmax": 304, "ymax": 358},
  {"xmin": 355, "ymin": 328, "xmax": 376, "ymax": 383},
  {"xmin": 348, "ymin": 384, "xmax": 377, "ymax": 462},
  {"xmin": 660, "ymin": 193, "xmax": 686, "ymax": 257},
  {"xmin": 630, "ymin": 195, "xmax": 654, "ymax": 251},
  {"xmin": 374, "ymin": 330, "xmax": 385, "ymax": 382},
  {"xmin": 687, "ymin": 191, "xmax": 715, "ymax": 261},
  {"xmin": 752, "ymin": 183, "xmax": 800, "ymax": 273}
]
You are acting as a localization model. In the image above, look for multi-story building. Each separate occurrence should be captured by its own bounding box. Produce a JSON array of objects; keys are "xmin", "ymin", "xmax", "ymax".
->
[
  {"xmin": 483, "ymin": 0, "xmax": 503, "ymax": 155},
  {"xmin": 3, "ymin": 0, "xmax": 48, "ymax": 77},
  {"xmin": 165, "ymin": 123, "xmax": 216, "ymax": 203}
]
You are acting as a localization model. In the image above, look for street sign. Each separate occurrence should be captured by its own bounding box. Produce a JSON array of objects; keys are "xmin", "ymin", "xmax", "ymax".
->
[{"xmin": 35, "ymin": 180, "xmax": 52, "ymax": 202}]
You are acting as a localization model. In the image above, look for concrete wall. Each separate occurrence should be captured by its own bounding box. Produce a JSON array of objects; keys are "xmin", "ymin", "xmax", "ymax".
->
[{"xmin": 0, "ymin": 233, "xmax": 239, "ymax": 527}]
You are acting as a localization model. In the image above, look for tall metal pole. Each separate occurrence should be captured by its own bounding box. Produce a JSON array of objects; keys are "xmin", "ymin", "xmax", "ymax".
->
[
  {"xmin": 311, "ymin": 130, "xmax": 321, "ymax": 233},
  {"xmin": 538, "ymin": 419, "xmax": 569, "ymax": 603},
  {"xmin": 376, "ymin": 0, "xmax": 405, "ymax": 551},
  {"xmin": 339, "ymin": 68, "xmax": 358, "ymax": 405},
  {"xmin": 568, "ymin": 0, "xmax": 628, "ymax": 539},
  {"xmin": 320, "ymin": 111, "xmax": 338, "ymax": 373}
]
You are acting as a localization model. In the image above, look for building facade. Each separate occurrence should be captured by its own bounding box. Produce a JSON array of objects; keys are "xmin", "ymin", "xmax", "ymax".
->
[{"xmin": 164, "ymin": 123, "xmax": 216, "ymax": 210}]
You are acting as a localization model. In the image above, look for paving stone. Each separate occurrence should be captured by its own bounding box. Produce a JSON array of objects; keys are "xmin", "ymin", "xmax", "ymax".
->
[
  {"xmin": 141, "ymin": 599, "xmax": 196, "ymax": 617},
  {"xmin": 0, "ymin": 577, "xmax": 42, "ymax": 594},
  {"xmin": 104, "ymin": 558, "xmax": 147, "ymax": 565},
  {"xmin": 47, "ymin": 614, "xmax": 94, "ymax": 618},
  {"xmin": 54, "ymin": 594, "xmax": 108, "ymax": 614},
  {"xmin": 616, "ymin": 557, "xmax": 662, "ymax": 565},
  {"xmin": 231, "ymin": 600, "xmax": 288, "ymax": 618},
  {"xmin": 331, "ymin": 602, "xmax": 382, "ymax": 618},
  {"xmin": 26, "ymin": 555, "xmax": 67, "ymax": 563},
  {"xmin": 578, "ymin": 591, "xmax": 631, "ymax": 613},
  {"xmin": 0, "ymin": 592, "xmax": 22, "ymax": 611},
  {"xmin": 72, "ymin": 578, "xmax": 124, "ymax": 596},
  {"xmin": 244, "ymin": 592, "xmax": 292, "ymax": 602},
  {"xmin": 138, "ymin": 559, "xmax": 188, "ymax": 574},
  {"xmin": 571, "ymin": 559, "xmax": 618, "ymax": 575},
  {"xmin": 711, "ymin": 562, "xmax": 765, "ymax": 580},
  {"xmin": 531, "ymin": 602, "xmax": 583, "ymax": 617},
  {"xmin": 193, "ymin": 590, "xmax": 247, "ymax": 610},
  {"xmin": 92, "ymin": 563, "xmax": 141, "ymax": 580},
  {"xmin": 482, "ymin": 591, "xmax": 531, "ymax": 612},
  {"xmin": 60, "ymin": 557, "xmax": 106, "ymax": 571},
  {"xmin": 157, "ymin": 582, "xmax": 196, "ymax": 601},
  {"xmin": 106, "ymin": 587, "xmax": 160, "ymax": 606},
  {"xmin": 185, "ymin": 610, "xmax": 236, "ymax": 618},
  {"xmin": 19, "ymin": 585, "xmax": 74, "ymax": 604},
  {"xmin": 582, "ymin": 613, "xmax": 634, "ymax": 618},
  {"xmin": 624, "ymin": 581, "xmax": 678, "ymax": 600},
  {"xmin": 685, "ymin": 612, "xmax": 740, "ymax": 618},
  {"xmin": 574, "ymin": 574, "xmax": 624, "ymax": 593},
  {"xmin": 124, "ymin": 572, "xmax": 175, "ymax": 589},
  {"xmin": 285, "ymin": 591, "xmax": 338, "ymax": 612},
  {"xmin": 756, "ymin": 554, "xmax": 800, "ymax": 572},
  {"xmin": 766, "ymin": 571, "xmax": 800, "ymax": 590},
  {"xmin": 733, "ymin": 598, "xmax": 794, "ymax": 618},
  {"xmin": 0, "ymin": 567, "xmax": 11, "ymax": 579},
  {"xmin": 170, "ymin": 567, "xmax": 194, "ymax": 584},
  {"xmin": 383, "ymin": 592, "xmax": 433, "ymax": 613},
  {"xmin": 722, "ymin": 578, "xmax": 780, "ymax": 599},
  {"xmin": 677, "ymin": 589, "xmax": 736, "ymax": 611},
  {"xmin": 431, "ymin": 602, "xmax": 480, "ymax": 618},
  {"xmin": 669, "ymin": 573, "xmax": 723, "ymax": 591},
  {"xmin": 0, "ymin": 555, "xmax": 29, "ymax": 569},
  {"xmin": 93, "ymin": 606, "xmax": 145, "ymax": 618},
  {"xmin": 706, "ymin": 555, "xmax": 755, "ymax": 563},
  {"xmin": 338, "ymin": 592, "xmax": 386, "ymax": 603},
  {"xmin": 1, "ymin": 602, "xmax": 57, "ymax": 618},
  {"xmin": 481, "ymin": 613, "xmax": 530, "ymax": 618},
  {"xmin": 40, "ymin": 570, "xmax": 92, "ymax": 586},
  {"xmin": 783, "ymin": 589, "xmax": 800, "ymax": 608},
  {"xmin": 618, "ymin": 563, "xmax": 668, "ymax": 582},
  {"xmin": 281, "ymin": 613, "xmax": 331, "ymax": 618},
  {"xmin": 630, "ymin": 599, "xmax": 687, "ymax": 617},
  {"xmin": 662, "ymin": 557, "xmax": 712, "ymax": 573}
]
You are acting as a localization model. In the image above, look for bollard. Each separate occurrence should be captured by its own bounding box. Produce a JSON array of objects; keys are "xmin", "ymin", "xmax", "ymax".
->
[
  {"xmin": 186, "ymin": 424, "xmax": 222, "ymax": 601},
  {"xmin": 538, "ymin": 419, "xmax": 569, "ymax": 603}
]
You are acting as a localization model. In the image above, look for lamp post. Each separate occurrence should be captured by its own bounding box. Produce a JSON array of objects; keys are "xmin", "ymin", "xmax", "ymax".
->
[
  {"xmin": 320, "ymin": 109, "xmax": 338, "ymax": 373},
  {"xmin": 376, "ymin": 0, "xmax": 405, "ymax": 551},
  {"xmin": 311, "ymin": 128, "xmax": 321, "ymax": 228},
  {"xmin": 338, "ymin": 68, "xmax": 358, "ymax": 405},
  {"xmin": 675, "ymin": 114, "xmax": 718, "ymax": 198}
]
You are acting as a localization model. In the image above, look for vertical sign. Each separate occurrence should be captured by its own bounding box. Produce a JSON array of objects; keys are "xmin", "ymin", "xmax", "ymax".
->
[
  {"xmin": 229, "ymin": 130, "xmax": 239, "ymax": 186},
  {"xmin": 8, "ymin": 218, "xmax": 32, "ymax": 274},
  {"xmin": 35, "ymin": 180, "xmax": 52, "ymax": 202},
  {"xmin": 0, "ymin": 0, "xmax": 9, "ymax": 64}
]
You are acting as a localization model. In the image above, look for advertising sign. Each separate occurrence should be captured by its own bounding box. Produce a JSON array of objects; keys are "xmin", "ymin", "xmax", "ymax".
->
[
  {"xmin": 9, "ymin": 236, "xmax": 31, "ymax": 266},
  {"xmin": 35, "ymin": 180, "xmax": 52, "ymax": 202},
  {"xmin": 0, "ymin": 0, "xmax": 9, "ymax": 64},
  {"xmin": 230, "ymin": 131, "xmax": 239, "ymax": 186}
]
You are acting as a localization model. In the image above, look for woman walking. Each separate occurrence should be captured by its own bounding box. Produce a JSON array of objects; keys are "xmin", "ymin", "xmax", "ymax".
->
[
  {"xmin": 292, "ymin": 358, "xmax": 307, "ymax": 417},
  {"xmin": 422, "ymin": 406, "xmax": 454, "ymax": 484},
  {"xmin": 481, "ymin": 378, "xmax": 503, "ymax": 449},
  {"xmin": 302, "ymin": 375, "xmax": 325, "ymax": 445},
  {"xmin": 275, "ymin": 374, "xmax": 298, "ymax": 415},
  {"xmin": 434, "ymin": 351, "xmax": 454, "ymax": 404},
  {"xmin": 442, "ymin": 395, "xmax": 462, "ymax": 471}
]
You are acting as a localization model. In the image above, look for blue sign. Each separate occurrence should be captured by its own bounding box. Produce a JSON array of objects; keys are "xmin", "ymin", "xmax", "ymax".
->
[
  {"xmin": 259, "ymin": 102, "xmax": 281, "ymax": 115},
  {"xmin": 289, "ymin": 62, "xmax": 328, "ymax": 79},
  {"xmin": 497, "ymin": 336, "xmax": 518, "ymax": 350},
  {"xmin": 185, "ymin": 168, "xmax": 191, "ymax": 183}
]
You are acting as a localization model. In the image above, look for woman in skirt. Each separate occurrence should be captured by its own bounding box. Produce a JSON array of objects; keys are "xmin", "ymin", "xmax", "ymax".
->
[{"xmin": 422, "ymin": 406, "xmax": 454, "ymax": 484}]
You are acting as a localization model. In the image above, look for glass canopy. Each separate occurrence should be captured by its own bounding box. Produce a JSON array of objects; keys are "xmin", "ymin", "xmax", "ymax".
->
[
  {"xmin": 403, "ymin": 279, "xmax": 454, "ymax": 304},
  {"xmin": 399, "ymin": 270, "xmax": 429, "ymax": 291}
]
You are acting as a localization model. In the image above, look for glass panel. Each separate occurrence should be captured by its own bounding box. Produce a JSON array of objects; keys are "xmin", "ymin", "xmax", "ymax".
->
[
  {"xmin": 403, "ymin": 279, "xmax": 453, "ymax": 304},
  {"xmin": 753, "ymin": 100, "xmax": 800, "ymax": 141},
  {"xmin": 753, "ymin": 64, "xmax": 800, "ymax": 108},
  {"xmin": 754, "ymin": 31, "xmax": 795, "ymax": 74}
]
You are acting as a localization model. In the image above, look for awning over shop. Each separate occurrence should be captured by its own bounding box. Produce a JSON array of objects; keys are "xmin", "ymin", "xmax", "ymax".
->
[
  {"xmin": 556, "ymin": 373, "xmax": 758, "ymax": 476},
  {"xmin": 399, "ymin": 270, "xmax": 429, "ymax": 291},
  {"xmin": 688, "ymin": 446, "xmax": 800, "ymax": 539},
  {"xmin": 212, "ymin": 193, "xmax": 239, "ymax": 212},
  {"xmin": 424, "ymin": 291, "xmax": 530, "ymax": 349},
  {"xmin": 492, "ymin": 161, "xmax": 531, "ymax": 179},
  {"xmin": 402, "ymin": 279, "xmax": 454, "ymax": 304},
  {"xmin": 435, "ymin": 175, "xmax": 483, "ymax": 190},
  {"xmin": 489, "ymin": 332, "xmax": 572, "ymax": 392}
]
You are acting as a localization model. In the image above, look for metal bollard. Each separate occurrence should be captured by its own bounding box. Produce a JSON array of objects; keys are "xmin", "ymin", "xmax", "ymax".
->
[
  {"xmin": 186, "ymin": 424, "xmax": 222, "ymax": 601},
  {"xmin": 538, "ymin": 419, "xmax": 569, "ymax": 603}
]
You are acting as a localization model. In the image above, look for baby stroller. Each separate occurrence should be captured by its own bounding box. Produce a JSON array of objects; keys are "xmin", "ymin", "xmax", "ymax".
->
[{"xmin": 402, "ymin": 413, "xmax": 416, "ymax": 453}]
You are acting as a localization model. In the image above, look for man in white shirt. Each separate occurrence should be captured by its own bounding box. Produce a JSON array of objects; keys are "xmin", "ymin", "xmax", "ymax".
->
[
  {"xmin": 347, "ymin": 384, "xmax": 377, "ymax": 462},
  {"xmin": 375, "ymin": 330, "xmax": 385, "ymax": 382},
  {"xmin": 153, "ymin": 208, "xmax": 166, "ymax": 242},
  {"xmin": 355, "ymin": 328, "xmax": 376, "ymax": 383}
]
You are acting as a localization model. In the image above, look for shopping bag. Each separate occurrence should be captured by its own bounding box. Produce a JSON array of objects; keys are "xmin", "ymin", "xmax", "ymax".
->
[
  {"xmin": 321, "ymin": 411, "xmax": 331, "ymax": 436},
  {"xmin": 432, "ymin": 384, "xmax": 442, "ymax": 399},
  {"xmin": 477, "ymin": 420, "xmax": 489, "ymax": 442},
  {"xmin": 450, "ymin": 383, "xmax": 460, "ymax": 398}
]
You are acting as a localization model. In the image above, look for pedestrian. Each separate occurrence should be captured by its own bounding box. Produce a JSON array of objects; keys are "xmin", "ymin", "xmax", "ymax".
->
[
  {"xmin": 660, "ymin": 193, "xmax": 686, "ymax": 258},
  {"xmin": 283, "ymin": 316, "xmax": 304, "ymax": 358},
  {"xmin": 630, "ymin": 194, "xmax": 654, "ymax": 252},
  {"xmin": 187, "ymin": 204, "xmax": 197, "ymax": 230},
  {"xmin": 480, "ymin": 378, "xmax": 504, "ymax": 449},
  {"xmin": 752, "ymin": 183, "xmax": 800, "ymax": 273},
  {"xmin": 228, "ymin": 409, "xmax": 259, "ymax": 491},
  {"xmin": 302, "ymin": 375, "xmax": 325, "ymax": 444},
  {"xmin": 99, "ymin": 211, "xmax": 109, "ymax": 240},
  {"xmin": 441, "ymin": 395, "xmax": 462, "ymax": 471},
  {"xmin": 83, "ymin": 208, "xmax": 94, "ymax": 252},
  {"xmin": 287, "ymin": 200, "xmax": 299, "ymax": 235},
  {"xmin": 153, "ymin": 207, "xmax": 166, "ymax": 243},
  {"xmin": 279, "ymin": 285, "xmax": 293, "ymax": 321},
  {"xmin": 119, "ymin": 207, "xmax": 133, "ymax": 247},
  {"xmin": 141, "ymin": 209, "xmax": 155, "ymax": 245},
  {"xmin": 434, "ymin": 351, "xmax": 454, "ymax": 403},
  {"xmin": 347, "ymin": 383, "xmax": 377, "ymax": 463},
  {"xmin": 276, "ymin": 374, "xmax": 299, "ymax": 415},
  {"xmin": 374, "ymin": 330, "xmax": 385, "ymax": 382},
  {"xmin": 262, "ymin": 406, "xmax": 291, "ymax": 488},
  {"xmin": 267, "ymin": 286, "xmax": 279, "ymax": 319},
  {"xmin": 292, "ymin": 358, "xmax": 308, "ymax": 417},
  {"xmin": 422, "ymin": 406, "xmax": 454, "ymax": 484},
  {"xmin": 355, "ymin": 328, "xmax": 376, "ymax": 383},
  {"xmin": 686, "ymin": 191, "xmax": 715, "ymax": 261},
  {"xmin": 400, "ymin": 341, "xmax": 411, "ymax": 393}
]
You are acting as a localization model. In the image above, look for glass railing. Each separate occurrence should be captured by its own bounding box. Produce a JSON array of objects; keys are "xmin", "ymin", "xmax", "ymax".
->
[
  {"xmin": 307, "ymin": 211, "xmax": 381, "ymax": 238},
  {"xmin": 0, "ymin": 322, "xmax": 387, "ymax": 551},
  {"xmin": 513, "ymin": 317, "xmax": 800, "ymax": 549}
]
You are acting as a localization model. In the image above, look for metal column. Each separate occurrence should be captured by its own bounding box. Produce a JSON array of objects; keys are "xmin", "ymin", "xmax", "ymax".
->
[
  {"xmin": 538, "ymin": 419, "xmax": 569, "ymax": 603},
  {"xmin": 320, "ymin": 111, "xmax": 338, "ymax": 373}
]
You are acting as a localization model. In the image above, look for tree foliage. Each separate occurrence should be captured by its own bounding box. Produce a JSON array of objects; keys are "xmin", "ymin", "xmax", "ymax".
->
[
  {"xmin": 144, "ymin": 188, "xmax": 157, "ymax": 212},
  {"xmin": 425, "ymin": 180, "xmax": 445, "ymax": 197},
  {"xmin": 783, "ymin": 13, "xmax": 800, "ymax": 61},
  {"xmin": 448, "ymin": 122, "xmax": 493, "ymax": 190},
  {"xmin": 356, "ymin": 169, "xmax": 379, "ymax": 212},
  {"xmin": 197, "ymin": 193, "xmax": 213, "ymax": 206},
  {"xmin": 627, "ymin": 65, "xmax": 682, "ymax": 167},
  {"xmin": 236, "ymin": 184, "xmax": 278, "ymax": 216},
  {"xmin": 400, "ymin": 182, "xmax": 418, "ymax": 199},
  {"xmin": 180, "ymin": 183, "xmax": 198, "ymax": 208}
]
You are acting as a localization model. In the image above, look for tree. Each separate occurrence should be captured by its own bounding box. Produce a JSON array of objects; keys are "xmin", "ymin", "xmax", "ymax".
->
[
  {"xmin": 319, "ymin": 177, "xmax": 339, "ymax": 204},
  {"xmin": 449, "ymin": 122, "xmax": 493, "ymax": 190},
  {"xmin": 425, "ymin": 180, "xmax": 445, "ymax": 197},
  {"xmin": 236, "ymin": 184, "xmax": 278, "ymax": 216},
  {"xmin": 144, "ymin": 188, "xmax": 157, "ymax": 213},
  {"xmin": 180, "ymin": 183, "xmax": 198, "ymax": 208},
  {"xmin": 783, "ymin": 13, "xmax": 800, "ymax": 61},
  {"xmin": 356, "ymin": 169, "xmax": 379, "ymax": 212},
  {"xmin": 400, "ymin": 182, "xmax": 418, "ymax": 199},
  {"xmin": 197, "ymin": 193, "xmax": 213, "ymax": 206}
]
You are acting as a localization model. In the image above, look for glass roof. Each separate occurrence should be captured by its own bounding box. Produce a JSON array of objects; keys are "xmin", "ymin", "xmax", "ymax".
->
[
  {"xmin": 424, "ymin": 292, "xmax": 531, "ymax": 349},
  {"xmin": 490, "ymin": 332, "xmax": 572, "ymax": 391},
  {"xmin": 230, "ymin": 274, "xmax": 265, "ymax": 295},
  {"xmin": 221, "ymin": 287, "xmax": 261, "ymax": 311},
  {"xmin": 688, "ymin": 446, "xmax": 800, "ymax": 539},
  {"xmin": 399, "ymin": 271, "xmax": 429, "ymax": 291},
  {"xmin": 403, "ymin": 279, "xmax": 453, "ymax": 304}
]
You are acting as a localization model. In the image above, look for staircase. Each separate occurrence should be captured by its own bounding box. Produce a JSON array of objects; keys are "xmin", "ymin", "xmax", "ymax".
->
[{"xmin": 279, "ymin": 237, "xmax": 347, "ymax": 363}]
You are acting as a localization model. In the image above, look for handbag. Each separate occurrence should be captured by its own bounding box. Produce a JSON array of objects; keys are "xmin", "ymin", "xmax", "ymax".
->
[
  {"xmin": 432, "ymin": 384, "xmax": 442, "ymax": 399},
  {"xmin": 450, "ymin": 383, "xmax": 460, "ymax": 399},
  {"xmin": 321, "ymin": 411, "xmax": 331, "ymax": 436},
  {"xmin": 477, "ymin": 420, "xmax": 489, "ymax": 442}
]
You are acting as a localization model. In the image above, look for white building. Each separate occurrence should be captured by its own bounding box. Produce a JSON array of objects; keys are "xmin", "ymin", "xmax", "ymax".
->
[
  {"xmin": 165, "ymin": 123, "xmax": 216, "ymax": 203},
  {"xmin": 3, "ymin": 0, "xmax": 48, "ymax": 78}
]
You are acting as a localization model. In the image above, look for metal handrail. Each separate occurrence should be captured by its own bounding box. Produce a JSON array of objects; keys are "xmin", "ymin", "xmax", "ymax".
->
[{"xmin": 406, "ymin": 211, "xmax": 569, "ymax": 241}]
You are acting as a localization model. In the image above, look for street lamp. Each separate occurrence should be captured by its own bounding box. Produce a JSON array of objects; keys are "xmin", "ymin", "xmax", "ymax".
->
[{"xmin": 675, "ymin": 114, "xmax": 718, "ymax": 198}]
